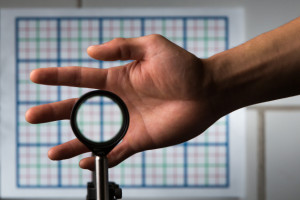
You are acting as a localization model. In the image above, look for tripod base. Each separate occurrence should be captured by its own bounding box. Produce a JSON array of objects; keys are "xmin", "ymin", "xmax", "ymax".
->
[{"xmin": 86, "ymin": 182, "xmax": 122, "ymax": 200}]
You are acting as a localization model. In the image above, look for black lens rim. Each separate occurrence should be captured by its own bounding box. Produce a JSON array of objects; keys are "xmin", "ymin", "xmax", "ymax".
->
[{"xmin": 70, "ymin": 90, "xmax": 129, "ymax": 155}]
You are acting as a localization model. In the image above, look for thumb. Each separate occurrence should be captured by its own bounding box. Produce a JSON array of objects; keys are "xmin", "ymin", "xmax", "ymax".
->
[{"xmin": 87, "ymin": 37, "xmax": 147, "ymax": 61}]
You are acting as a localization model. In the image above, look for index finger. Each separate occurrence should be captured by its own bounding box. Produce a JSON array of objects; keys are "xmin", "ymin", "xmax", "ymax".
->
[{"xmin": 30, "ymin": 66, "xmax": 108, "ymax": 89}]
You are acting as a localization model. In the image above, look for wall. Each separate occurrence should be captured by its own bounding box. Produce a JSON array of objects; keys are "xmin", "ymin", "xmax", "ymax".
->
[{"xmin": 1, "ymin": 0, "xmax": 300, "ymax": 200}]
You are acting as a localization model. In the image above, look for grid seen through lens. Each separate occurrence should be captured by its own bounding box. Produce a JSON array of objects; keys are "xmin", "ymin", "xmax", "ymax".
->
[{"xmin": 76, "ymin": 96, "xmax": 123, "ymax": 143}]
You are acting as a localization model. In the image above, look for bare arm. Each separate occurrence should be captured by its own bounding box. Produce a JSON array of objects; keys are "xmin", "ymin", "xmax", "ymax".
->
[
  {"xmin": 207, "ymin": 17, "xmax": 300, "ymax": 115},
  {"xmin": 26, "ymin": 17, "xmax": 300, "ymax": 170}
]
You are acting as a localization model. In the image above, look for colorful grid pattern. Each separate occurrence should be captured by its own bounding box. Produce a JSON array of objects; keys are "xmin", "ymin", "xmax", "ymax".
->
[
  {"xmin": 76, "ymin": 96, "xmax": 123, "ymax": 142},
  {"xmin": 16, "ymin": 16, "xmax": 229, "ymax": 188}
]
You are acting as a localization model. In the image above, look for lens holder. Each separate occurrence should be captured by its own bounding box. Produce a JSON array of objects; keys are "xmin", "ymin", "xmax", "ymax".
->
[{"xmin": 70, "ymin": 90, "xmax": 129, "ymax": 156}]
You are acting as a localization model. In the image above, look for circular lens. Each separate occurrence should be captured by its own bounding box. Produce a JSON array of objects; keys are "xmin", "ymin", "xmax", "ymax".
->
[{"xmin": 75, "ymin": 94, "xmax": 124, "ymax": 143}]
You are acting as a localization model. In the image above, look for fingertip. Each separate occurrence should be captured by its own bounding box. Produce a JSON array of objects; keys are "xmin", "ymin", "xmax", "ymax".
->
[
  {"xmin": 25, "ymin": 105, "xmax": 49, "ymax": 124},
  {"xmin": 25, "ymin": 107, "xmax": 38, "ymax": 124},
  {"xmin": 87, "ymin": 45, "xmax": 96, "ymax": 52},
  {"xmin": 87, "ymin": 45, "xmax": 100, "ymax": 58},
  {"xmin": 30, "ymin": 68, "xmax": 40, "ymax": 83},
  {"xmin": 79, "ymin": 159, "xmax": 85, "ymax": 168},
  {"xmin": 79, "ymin": 158, "xmax": 94, "ymax": 171},
  {"xmin": 30, "ymin": 68, "xmax": 57, "ymax": 84},
  {"xmin": 25, "ymin": 109, "xmax": 32, "ymax": 123},
  {"xmin": 48, "ymin": 147, "xmax": 57, "ymax": 160}
]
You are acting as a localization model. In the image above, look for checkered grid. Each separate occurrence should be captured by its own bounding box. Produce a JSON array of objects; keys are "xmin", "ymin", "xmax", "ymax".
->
[
  {"xmin": 102, "ymin": 60, "xmax": 132, "ymax": 69},
  {"xmin": 19, "ymin": 146, "xmax": 58, "ymax": 186},
  {"xmin": 76, "ymin": 96, "xmax": 102, "ymax": 142},
  {"xmin": 144, "ymin": 19, "xmax": 184, "ymax": 47},
  {"xmin": 60, "ymin": 19, "xmax": 99, "ymax": 60},
  {"xmin": 19, "ymin": 104, "xmax": 59, "ymax": 144},
  {"xmin": 186, "ymin": 18, "xmax": 226, "ymax": 58},
  {"xmin": 109, "ymin": 153, "xmax": 143, "ymax": 186},
  {"xmin": 18, "ymin": 19, "xmax": 58, "ymax": 60},
  {"xmin": 145, "ymin": 146, "xmax": 185, "ymax": 186},
  {"xmin": 60, "ymin": 120, "xmax": 77, "ymax": 143},
  {"xmin": 102, "ymin": 19, "xmax": 142, "ymax": 42},
  {"xmin": 188, "ymin": 116, "xmax": 227, "ymax": 144},
  {"xmin": 18, "ymin": 62, "xmax": 58, "ymax": 102},
  {"xmin": 102, "ymin": 98, "xmax": 123, "ymax": 141},
  {"xmin": 61, "ymin": 85, "xmax": 93, "ymax": 101},
  {"xmin": 61, "ymin": 153, "xmax": 92, "ymax": 186},
  {"xmin": 187, "ymin": 145, "xmax": 227, "ymax": 186},
  {"xmin": 75, "ymin": 96, "xmax": 123, "ymax": 142},
  {"xmin": 16, "ymin": 16, "xmax": 229, "ymax": 188}
]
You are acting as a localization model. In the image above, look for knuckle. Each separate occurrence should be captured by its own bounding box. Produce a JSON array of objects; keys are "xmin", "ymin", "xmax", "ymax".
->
[
  {"xmin": 113, "ymin": 38, "xmax": 131, "ymax": 60},
  {"xmin": 110, "ymin": 38, "xmax": 130, "ymax": 60},
  {"xmin": 72, "ymin": 67, "xmax": 83, "ymax": 87},
  {"xmin": 147, "ymin": 34, "xmax": 165, "ymax": 42},
  {"xmin": 112, "ymin": 37, "xmax": 126, "ymax": 43}
]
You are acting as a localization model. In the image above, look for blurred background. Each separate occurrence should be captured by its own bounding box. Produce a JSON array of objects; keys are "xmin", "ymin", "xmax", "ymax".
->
[{"xmin": 0, "ymin": 0, "xmax": 300, "ymax": 200}]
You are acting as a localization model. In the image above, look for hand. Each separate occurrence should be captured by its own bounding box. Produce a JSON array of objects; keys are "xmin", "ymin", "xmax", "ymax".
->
[{"xmin": 26, "ymin": 34, "xmax": 219, "ymax": 170}]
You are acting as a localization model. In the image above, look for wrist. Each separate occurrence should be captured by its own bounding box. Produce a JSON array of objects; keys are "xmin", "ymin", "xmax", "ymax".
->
[
  {"xmin": 203, "ymin": 17, "xmax": 300, "ymax": 117},
  {"xmin": 205, "ymin": 24, "xmax": 300, "ymax": 115},
  {"xmin": 203, "ymin": 45, "xmax": 255, "ymax": 116},
  {"xmin": 202, "ymin": 54, "xmax": 237, "ymax": 117}
]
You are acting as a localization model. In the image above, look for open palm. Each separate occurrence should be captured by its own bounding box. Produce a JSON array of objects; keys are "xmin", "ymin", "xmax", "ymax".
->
[{"xmin": 26, "ymin": 34, "xmax": 218, "ymax": 169}]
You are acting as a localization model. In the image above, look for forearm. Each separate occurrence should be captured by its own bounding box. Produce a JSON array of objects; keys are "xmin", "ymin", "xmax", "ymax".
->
[{"xmin": 206, "ymin": 17, "xmax": 300, "ymax": 114}]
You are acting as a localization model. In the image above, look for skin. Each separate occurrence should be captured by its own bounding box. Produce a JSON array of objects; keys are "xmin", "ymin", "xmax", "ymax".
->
[{"xmin": 26, "ymin": 17, "xmax": 300, "ymax": 170}]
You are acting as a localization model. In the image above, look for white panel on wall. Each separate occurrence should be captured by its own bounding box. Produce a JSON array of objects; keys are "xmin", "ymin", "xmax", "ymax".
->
[
  {"xmin": 0, "ymin": 0, "xmax": 78, "ymax": 7},
  {"xmin": 254, "ymin": 96, "xmax": 300, "ymax": 107},
  {"xmin": 265, "ymin": 111, "xmax": 300, "ymax": 200},
  {"xmin": 245, "ymin": 110, "xmax": 258, "ymax": 200}
]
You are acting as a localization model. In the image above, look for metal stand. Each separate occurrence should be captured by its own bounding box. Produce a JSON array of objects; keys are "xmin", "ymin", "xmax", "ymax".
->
[
  {"xmin": 86, "ymin": 181, "xmax": 122, "ymax": 200},
  {"xmin": 86, "ymin": 156, "xmax": 122, "ymax": 200}
]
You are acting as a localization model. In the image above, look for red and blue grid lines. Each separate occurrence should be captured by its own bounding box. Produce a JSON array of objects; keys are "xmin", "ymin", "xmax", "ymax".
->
[
  {"xmin": 76, "ymin": 96, "xmax": 123, "ymax": 142},
  {"xmin": 16, "ymin": 16, "xmax": 229, "ymax": 188}
]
